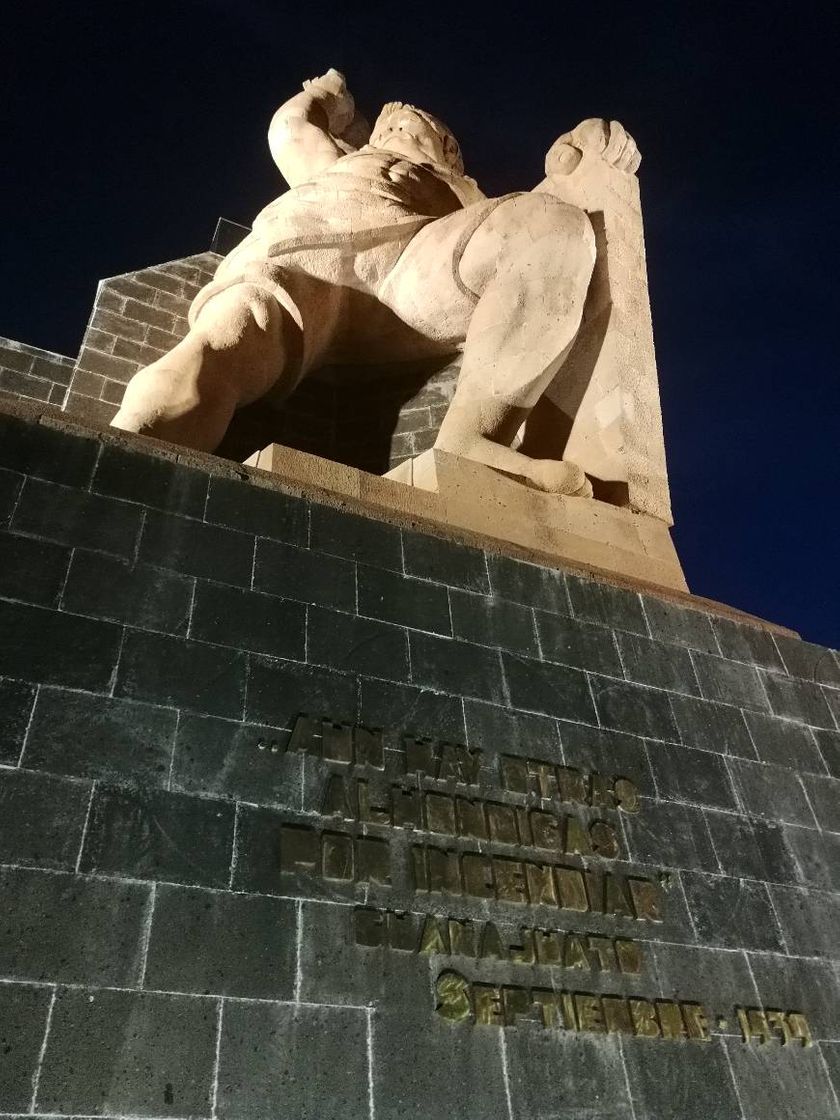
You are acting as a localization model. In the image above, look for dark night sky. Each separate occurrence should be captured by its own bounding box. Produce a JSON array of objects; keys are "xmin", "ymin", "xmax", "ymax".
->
[{"xmin": 2, "ymin": 1, "xmax": 838, "ymax": 646}]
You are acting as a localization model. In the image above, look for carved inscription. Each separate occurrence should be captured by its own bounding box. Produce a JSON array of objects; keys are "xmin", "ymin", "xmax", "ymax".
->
[{"xmin": 270, "ymin": 713, "xmax": 813, "ymax": 1049}]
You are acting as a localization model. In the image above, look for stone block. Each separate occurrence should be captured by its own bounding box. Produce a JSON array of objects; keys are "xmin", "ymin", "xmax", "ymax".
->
[
  {"xmin": 247, "ymin": 655, "xmax": 357, "ymax": 728},
  {"xmin": 503, "ymin": 651, "xmax": 595, "ymax": 722},
  {"xmin": 771, "ymin": 883, "xmax": 840, "ymax": 957},
  {"xmin": 12, "ymin": 477, "xmax": 143, "ymax": 558},
  {"xmin": 774, "ymin": 634, "xmax": 840, "ymax": 687},
  {"xmin": 485, "ymin": 552, "xmax": 571, "ymax": 614},
  {"xmin": 566, "ymin": 572, "xmax": 648, "ymax": 633},
  {"xmin": 652, "ymin": 942, "xmax": 759, "ymax": 1018},
  {"xmin": 534, "ymin": 610, "xmax": 622, "ymax": 674},
  {"xmin": 743, "ymin": 709, "xmax": 826, "ymax": 772},
  {"xmin": 623, "ymin": 799, "xmax": 719, "ymax": 872},
  {"xmin": 64, "ymin": 391, "xmax": 118, "ymax": 425},
  {"xmin": 822, "ymin": 1042, "xmax": 840, "ymax": 1101},
  {"xmin": 681, "ymin": 871, "xmax": 785, "ymax": 951},
  {"xmin": 800, "ymin": 772, "xmax": 840, "ymax": 832},
  {"xmin": 140, "ymin": 509, "xmax": 254, "ymax": 586},
  {"xmin": 748, "ymin": 952, "xmax": 840, "ymax": 1040},
  {"xmin": 205, "ymin": 476, "xmax": 307, "ymax": 546},
  {"xmin": 450, "ymin": 589, "xmax": 537, "ymax": 655},
  {"xmin": 411, "ymin": 631, "xmax": 504, "ymax": 702},
  {"xmin": 0, "ymin": 677, "xmax": 36, "ymax": 765},
  {"xmin": 691, "ymin": 650, "xmax": 769, "ymax": 711},
  {"xmin": 0, "ymin": 344, "xmax": 34, "ymax": 372},
  {"xmin": 559, "ymin": 719, "xmax": 656, "ymax": 794},
  {"xmin": 69, "ymin": 367, "xmax": 107, "ymax": 398},
  {"xmin": 505, "ymin": 1030, "xmax": 634, "ymax": 1119},
  {"xmin": 92, "ymin": 443, "xmax": 209, "ymax": 517},
  {"xmin": 814, "ymin": 728, "xmax": 840, "ymax": 778},
  {"xmin": 0, "ymin": 767, "xmax": 91, "ymax": 870},
  {"xmin": 669, "ymin": 693, "xmax": 756, "ymax": 758},
  {"xmin": 762, "ymin": 671, "xmax": 835, "ymax": 728},
  {"xmin": 191, "ymin": 580, "xmax": 306, "ymax": 660},
  {"xmin": 310, "ymin": 503, "xmax": 402, "ymax": 570},
  {"xmin": 403, "ymin": 529, "xmax": 489, "ymax": 592},
  {"xmin": 590, "ymin": 677, "xmax": 678, "ymax": 740},
  {"xmin": 63, "ymin": 550, "xmax": 194, "ymax": 634},
  {"xmin": 729, "ymin": 757, "xmax": 816, "ymax": 826},
  {"xmin": 616, "ymin": 630, "xmax": 700, "ymax": 695},
  {"xmin": 462, "ymin": 698, "xmax": 561, "ymax": 762},
  {"xmin": 23, "ymin": 687, "xmax": 177, "ymax": 786},
  {"xmin": 145, "ymin": 883, "xmax": 297, "ymax": 999},
  {"xmin": 712, "ymin": 616, "xmax": 786, "ymax": 671},
  {"xmin": 0, "ymin": 466, "xmax": 23, "ymax": 525},
  {"xmin": 0, "ymin": 983, "xmax": 52, "ymax": 1111},
  {"xmin": 122, "ymin": 297, "xmax": 176, "ymax": 331},
  {"xmin": 724, "ymin": 1036, "xmax": 838, "ymax": 1120},
  {"xmin": 359, "ymin": 677, "xmax": 465, "ymax": 741},
  {"xmin": 645, "ymin": 741, "xmax": 737, "ymax": 811},
  {"xmin": 0, "ymin": 367, "xmax": 52, "ymax": 401},
  {"xmin": 359, "ymin": 563, "xmax": 452, "ymax": 635},
  {"xmin": 704, "ymin": 811, "xmax": 798, "ymax": 885},
  {"xmin": 80, "ymin": 786, "xmax": 235, "ymax": 887},
  {"xmin": 170, "ymin": 712, "xmax": 303, "ymax": 807},
  {"xmin": 0, "ymin": 866, "xmax": 150, "ymax": 985},
  {"xmin": 0, "ymin": 598, "xmax": 122, "ymax": 691},
  {"xmin": 0, "ymin": 529, "xmax": 70, "ymax": 607},
  {"xmin": 77, "ymin": 347, "xmax": 139, "ymax": 382},
  {"xmin": 783, "ymin": 825, "xmax": 840, "ymax": 892},
  {"xmin": 622, "ymin": 1034, "xmax": 742, "ymax": 1120},
  {"xmin": 0, "ymin": 413, "xmax": 98, "ymax": 488},
  {"xmin": 37, "ymin": 988, "xmax": 216, "ymax": 1117},
  {"xmin": 254, "ymin": 537, "xmax": 356, "ymax": 612},
  {"xmin": 297, "ymin": 899, "xmax": 431, "ymax": 1007},
  {"xmin": 217, "ymin": 1001, "xmax": 370, "ymax": 1120},
  {"xmin": 370, "ymin": 1003, "xmax": 511, "ymax": 1120},
  {"xmin": 115, "ymin": 630, "xmax": 247, "ymax": 718},
  {"xmin": 309, "ymin": 605, "xmax": 408, "ymax": 681},
  {"xmin": 825, "ymin": 687, "xmax": 840, "ymax": 729}
]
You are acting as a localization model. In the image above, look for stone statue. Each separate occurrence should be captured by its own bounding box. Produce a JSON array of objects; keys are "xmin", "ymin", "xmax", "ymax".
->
[{"xmin": 111, "ymin": 69, "xmax": 640, "ymax": 497}]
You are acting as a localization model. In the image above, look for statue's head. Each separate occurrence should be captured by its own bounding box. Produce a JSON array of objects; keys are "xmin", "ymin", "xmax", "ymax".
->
[{"xmin": 370, "ymin": 101, "xmax": 464, "ymax": 174}]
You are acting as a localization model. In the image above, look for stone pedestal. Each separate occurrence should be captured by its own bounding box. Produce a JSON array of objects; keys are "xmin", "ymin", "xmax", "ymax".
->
[{"xmin": 1, "ymin": 402, "xmax": 839, "ymax": 1120}]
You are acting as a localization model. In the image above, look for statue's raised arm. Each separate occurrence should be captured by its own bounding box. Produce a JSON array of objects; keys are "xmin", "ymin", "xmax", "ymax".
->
[{"xmin": 268, "ymin": 68, "xmax": 365, "ymax": 187}]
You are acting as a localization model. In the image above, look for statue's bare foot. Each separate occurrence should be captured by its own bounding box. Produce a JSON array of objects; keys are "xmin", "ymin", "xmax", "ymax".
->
[{"xmin": 524, "ymin": 459, "xmax": 593, "ymax": 497}]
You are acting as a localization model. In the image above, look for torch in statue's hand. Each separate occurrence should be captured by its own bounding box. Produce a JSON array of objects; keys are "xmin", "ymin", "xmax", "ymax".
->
[
  {"xmin": 302, "ymin": 68, "xmax": 371, "ymax": 149},
  {"xmin": 546, "ymin": 118, "xmax": 642, "ymax": 177}
]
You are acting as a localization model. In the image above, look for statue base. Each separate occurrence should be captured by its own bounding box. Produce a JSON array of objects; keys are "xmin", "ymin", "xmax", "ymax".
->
[{"xmin": 247, "ymin": 443, "xmax": 687, "ymax": 593}]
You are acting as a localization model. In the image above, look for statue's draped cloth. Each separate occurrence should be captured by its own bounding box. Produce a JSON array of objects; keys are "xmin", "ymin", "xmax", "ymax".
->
[{"xmin": 189, "ymin": 148, "xmax": 506, "ymax": 371}]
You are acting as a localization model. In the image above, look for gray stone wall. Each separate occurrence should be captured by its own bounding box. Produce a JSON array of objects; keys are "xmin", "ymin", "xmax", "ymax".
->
[
  {"xmin": 1, "ymin": 408, "xmax": 839, "ymax": 1118},
  {"xmin": 0, "ymin": 338, "xmax": 74, "ymax": 408}
]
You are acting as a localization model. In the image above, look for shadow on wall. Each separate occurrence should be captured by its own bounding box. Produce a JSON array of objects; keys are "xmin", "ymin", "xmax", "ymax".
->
[{"xmin": 216, "ymin": 357, "xmax": 458, "ymax": 471}]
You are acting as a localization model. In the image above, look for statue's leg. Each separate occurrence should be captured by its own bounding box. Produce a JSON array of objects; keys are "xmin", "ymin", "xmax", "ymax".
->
[
  {"xmin": 111, "ymin": 283, "xmax": 300, "ymax": 452},
  {"xmin": 436, "ymin": 194, "xmax": 596, "ymax": 494}
]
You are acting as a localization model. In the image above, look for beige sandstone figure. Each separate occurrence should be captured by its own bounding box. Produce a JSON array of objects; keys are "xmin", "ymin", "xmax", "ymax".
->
[{"xmin": 111, "ymin": 69, "xmax": 641, "ymax": 496}]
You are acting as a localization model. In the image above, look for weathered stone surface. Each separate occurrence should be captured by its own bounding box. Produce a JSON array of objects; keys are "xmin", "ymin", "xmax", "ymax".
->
[{"xmin": 0, "ymin": 412, "xmax": 836, "ymax": 1119}]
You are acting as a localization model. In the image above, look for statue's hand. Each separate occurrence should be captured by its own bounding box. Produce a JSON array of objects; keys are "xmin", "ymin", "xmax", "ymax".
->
[
  {"xmin": 546, "ymin": 119, "xmax": 641, "ymax": 177},
  {"xmin": 302, "ymin": 67, "xmax": 355, "ymax": 135}
]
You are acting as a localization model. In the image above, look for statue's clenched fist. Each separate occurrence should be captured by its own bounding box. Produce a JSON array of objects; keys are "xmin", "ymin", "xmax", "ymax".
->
[
  {"xmin": 302, "ymin": 67, "xmax": 355, "ymax": 135},
  {"xmin": 546, "ymin": 118, "xmax": 641, "ymax": 177}
]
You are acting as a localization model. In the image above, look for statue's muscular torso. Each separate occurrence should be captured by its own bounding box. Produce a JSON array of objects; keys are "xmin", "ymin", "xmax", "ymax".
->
[{"xmin": 194, "ymin": 148, "xmax": 486, "ymax": 366}]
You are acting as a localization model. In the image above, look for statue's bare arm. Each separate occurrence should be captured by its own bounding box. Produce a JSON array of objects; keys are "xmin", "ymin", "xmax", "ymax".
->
[{"xmin": 268, "ymin": 68, "xmax": 358, "ymax": 188}]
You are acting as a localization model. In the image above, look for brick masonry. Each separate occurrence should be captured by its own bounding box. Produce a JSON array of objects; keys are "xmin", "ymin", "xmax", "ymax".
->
[
  {"xmin": 1, "ymin": 409, "xmax": 840, "ymax": 1118},
  {"xmin": 0, "ymin": 339, "xmax": 74, "ymax": 410}
]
